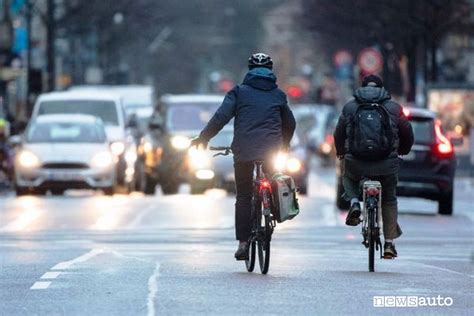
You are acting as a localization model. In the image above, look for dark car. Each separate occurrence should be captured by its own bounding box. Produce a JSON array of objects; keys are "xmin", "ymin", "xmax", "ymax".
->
[
  {"xmin": 145, "ymin": 94, "xmax": 224, "ymax": 195},
  {"xmin": 336, "ymin": 107, "xmax": 456, "ymax": 215}
]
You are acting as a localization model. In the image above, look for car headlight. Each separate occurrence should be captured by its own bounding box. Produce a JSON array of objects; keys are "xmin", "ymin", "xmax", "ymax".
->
[
  {"xmin": 273, "ymin": 152, "xmax": 288, "ymax": 172},
  {"xmin": 17, "ymin": 150, "xmax": 40, "ymax": 168},
  {"xmin": 143, "ymin": 141, "xmax": 153, "ymax": 153},
  {"xmin": 171, "ymin": 135, "xmax": 191, "ymax": 150},
  {"xmin": 188, "ymin": 147, "xmax": 211, "ymax": 169},
  {"xmin": 110, "ymin": 141, "xmax": 125, "ymax": 156},
  {"xmin": 125, "ymin": 149, "xmax": 137, "ymax": 164},
  {"xmin": 286, "ymin": 157, "xmax": 302, "ymax": 173},
  {"xmin": 91, "ymin": 151, "xmax": 114, "ymax": 169}
]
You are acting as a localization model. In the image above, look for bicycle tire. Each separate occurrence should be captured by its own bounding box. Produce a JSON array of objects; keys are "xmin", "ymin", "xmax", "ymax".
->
[
  {"xmin": 245, "ymin": 241, "xmax": 256, "ymax": 272},
  {"xmin": 258, "ymin": 215, "xmax": 271, "ymax": 274},
  {"xmin": 368, "ymin": 209, "xmax": 375, "ymax": 272}
]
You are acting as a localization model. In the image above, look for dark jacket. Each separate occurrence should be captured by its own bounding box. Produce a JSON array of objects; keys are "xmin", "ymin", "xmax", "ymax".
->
[
  {"xmin": 334, "ymin": 86, "xmax": 414, "ymax": 177},
  {"xmin": 200, "ymin": 67, "xmax": 296, "ymax": 162}
]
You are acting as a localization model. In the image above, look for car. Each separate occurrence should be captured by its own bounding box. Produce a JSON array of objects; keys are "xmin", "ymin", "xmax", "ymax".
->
[
  {"xmin": 12, "ymin": 114, "xmax": 116, "ymax": 195},
  {"xmin": 188, "ymin": 128, "xmax": 235, "ymax": 194},
  {"xmin": 335, "ymin": 107, "xmax": 456, "ymax": 215},
  {"xmin": 146, "ymin": 94, "xmax": 224, "ymax": 195},
  {"xmin": 318, "ymin": 108, "xmax": 338, "ymax": 166},
  {"xmin": 30, "ymin": 90, "xmax": 136, "ymax": 193}
]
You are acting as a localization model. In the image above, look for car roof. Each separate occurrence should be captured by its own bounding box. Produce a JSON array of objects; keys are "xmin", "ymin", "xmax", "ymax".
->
[
  {"xmin": 37, "ymin": 90, "xmax": 122, "ymax": 102},
  {"xmin": 34, "ymin": 114, "xmax": 103, "ymax": 125},
  {"xmin": 404, "ymin": 106, "xmax": 436, "ymax": 119},
  {"xmin": 161, "ymin": 94, "xmax": 224, "ymax": 104}
]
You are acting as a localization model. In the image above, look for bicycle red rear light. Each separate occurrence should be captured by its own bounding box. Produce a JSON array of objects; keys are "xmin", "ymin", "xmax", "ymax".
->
[
  {"xmin": 261, "ymin": 180, "xmax": 271, "ymax": 188},
  {"xmin": 434, "ymin": 119, "xmax": 454, "ymax": 158},
  {"xmin": 365, "ymin": 187, "xmax": 379, "ymax": 197},
  {"xmin": 402, "ymin": 107, "xmax": 410, "ymax": 117}
]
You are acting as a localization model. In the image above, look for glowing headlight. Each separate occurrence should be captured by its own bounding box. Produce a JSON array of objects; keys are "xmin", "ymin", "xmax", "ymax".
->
[
  {"xmin": 18, "ymin": 150, "xmax": 40, "ymax": 168},
  {"xmin": 171, "ymin": 135, "xmax": 191, "ymax": 150},
  {"xmin": 273, "ymin": 152, "xmax": 288, "ymax": 172},
  {"xmin": 287, "ymin": 157, "xmax": 302, "ymax": 173},
  {"xmin": 91, "ymin": 151, "xmax": 113, "ymax": 169},
  {"xmin": 110, "ymin": 141, "xmax": 125, "ymax": 156},
  {"xmin": 125, "ymin": 150, "xmax": 137, "ymax": 164},
  {"xmin": 143, "ymin": 141, "xmax": 153, "ymax": 153},
  {"xmin": 196, "ymin": 169, "xmax": 215, "ymax": 180},
  {"xmin": 320, "ymin": 142, "xmax": 332, "ymax": 155},
  {"xmin": 188, "ymin": 147, "xmax": 210, "ymax": 169}
]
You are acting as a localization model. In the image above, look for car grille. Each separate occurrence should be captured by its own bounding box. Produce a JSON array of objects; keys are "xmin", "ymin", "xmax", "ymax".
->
[{"xmin": 42, "ymin": 163, "xmax": 89, "ymax": 169}]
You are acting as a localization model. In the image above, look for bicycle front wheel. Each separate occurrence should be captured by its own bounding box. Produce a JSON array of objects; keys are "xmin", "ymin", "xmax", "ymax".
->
[{"xmin": 257, "ymin": 215, "xmax": 271, "ymax": 274}]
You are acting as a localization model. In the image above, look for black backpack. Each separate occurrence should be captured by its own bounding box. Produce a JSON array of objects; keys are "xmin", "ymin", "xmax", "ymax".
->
[{"xmin": 349, "ymin": 102, "xmax": 394, "ymax": 161}]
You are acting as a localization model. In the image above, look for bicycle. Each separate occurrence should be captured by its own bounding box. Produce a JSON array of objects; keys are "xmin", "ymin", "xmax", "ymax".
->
[
  {"xmin": 210, "ymin": 146, "xmax": 276, "ymax": 274},
  {"xmin": 360, "ymin": 180, "xmax": 383, "ymax": 272}
]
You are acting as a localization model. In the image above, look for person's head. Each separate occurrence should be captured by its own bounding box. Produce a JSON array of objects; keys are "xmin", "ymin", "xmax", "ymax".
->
[
  {"xmin": 248, "ymin": 53, "xmax": 273, "ymax": 70},
  {"xmin": 362, "ymin": 74, "xmax": 383, "ymax": 88}
]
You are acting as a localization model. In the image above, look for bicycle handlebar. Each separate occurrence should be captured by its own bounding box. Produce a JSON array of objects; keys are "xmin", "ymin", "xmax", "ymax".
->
[{"xmin": 209, "ymin": 146, "xmax": 231, "ymax": 151}]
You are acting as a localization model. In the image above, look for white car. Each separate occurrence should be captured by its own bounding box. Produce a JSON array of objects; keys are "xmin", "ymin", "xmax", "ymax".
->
[
  {"xmin": 30, "ymin": 90, "xmax": 136, "ymax": 191},
  {"xmin": 14, "ymin": 114, "xmax": 116, "ymax": 195}
]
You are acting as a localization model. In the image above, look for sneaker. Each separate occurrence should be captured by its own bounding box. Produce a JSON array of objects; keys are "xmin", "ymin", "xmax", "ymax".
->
[
  {"xmin": 234, "ymin": 241, "xmax": 249, "ymax": 260},
  {"xmin": 383, "ymin": 242, "xmax": 398, "ymax": 259},
  {"xmin": 345, "ymin": 202, "xmax": 361, "ymax": 226}
]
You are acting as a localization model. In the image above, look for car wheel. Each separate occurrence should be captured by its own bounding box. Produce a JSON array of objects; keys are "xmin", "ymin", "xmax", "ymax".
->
[
  {"xmin": 336, "ymin": 177, "xmax": 350, "ymax": 210},
  {"xmin": 103, "ymin": 186, "xmax": 115, "ymax": 196},
  {"xmin": 438, "ymin": 191, "xmax": 453, "ymax": 215},
  {"xmin": 190, "ymin": 182, "xmax": 207, "ymax": 195},
  {"xmin": 50, "ymin": 189, "xmax": 65, "ymax": 196},
  {"xmin": 161, "ymin": 180, "xmax": 179, "ymax": 195},
  {"xmin": 144, "ymin": 175, "xmax": 156, "ymax": 195},
  {"xmin": 15, "ymin": 186, "xmax": 28, "ymax": 196}
]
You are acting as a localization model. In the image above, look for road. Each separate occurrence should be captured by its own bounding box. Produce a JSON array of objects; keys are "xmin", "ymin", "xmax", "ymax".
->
[{"xmin": 1, "ymin": 164, "xmax": 473, "ymax": 315}]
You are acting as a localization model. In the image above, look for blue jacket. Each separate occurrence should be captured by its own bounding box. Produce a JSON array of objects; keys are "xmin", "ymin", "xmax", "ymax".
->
[{"xmin": 200, "ymin": 68, "xmax": 296, "ymax": 162}]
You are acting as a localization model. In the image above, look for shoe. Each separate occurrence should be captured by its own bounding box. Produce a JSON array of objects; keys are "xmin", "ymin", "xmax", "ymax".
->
[
  {"xmin": 383, "ymin": 242, "xmax": 398, "ymax": 259},
  {"xmin": 345, "ymin": 202, "xmax": 361, "ymax": 226},
  {"xmin": 234, "ymin": 241, "xmax": 249, "ymax": 260}
]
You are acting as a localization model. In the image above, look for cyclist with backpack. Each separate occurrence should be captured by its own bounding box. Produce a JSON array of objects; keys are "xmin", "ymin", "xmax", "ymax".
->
[
  {"xmin": 191, "ymin": 53, "xmax": 296, "ymax": 260},
  {"xmin": 334, "ymin": 75, "xmax": 413, "ymax": 259}
]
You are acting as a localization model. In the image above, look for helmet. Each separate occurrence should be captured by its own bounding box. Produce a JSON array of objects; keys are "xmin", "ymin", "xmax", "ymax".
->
[{"xmin": 248, "ymin": 53, "xmax": 273, "ymax": 70}]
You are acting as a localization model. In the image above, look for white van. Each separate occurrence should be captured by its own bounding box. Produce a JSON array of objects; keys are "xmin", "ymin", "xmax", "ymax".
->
[{"xmin": 31, "ymin": 90, "xmax": 136, "ymax": 191}]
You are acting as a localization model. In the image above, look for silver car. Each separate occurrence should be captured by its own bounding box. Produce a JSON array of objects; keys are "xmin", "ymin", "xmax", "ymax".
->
[{"xmin": 14, "ymin": 114, "xmax": 116, "ymax": 196}]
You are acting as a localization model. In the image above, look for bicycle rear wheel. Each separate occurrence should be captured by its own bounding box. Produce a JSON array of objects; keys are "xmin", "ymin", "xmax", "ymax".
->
[
  {"xmin": 257, "ymin": 215, "xmax": 271, "ymax": 274},
  {"xmin": 245, "ymin": 241, "xmax": 256, "ymax": 272},
  {"xmin": 368, "ymin": 209, "xmax": 375, "ymax": 272}
]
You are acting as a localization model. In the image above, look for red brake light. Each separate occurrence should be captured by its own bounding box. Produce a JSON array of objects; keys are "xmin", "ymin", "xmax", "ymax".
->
[
  {"xmin": 261, "ymin": 180, "xmax": 271, "ymax": 188},
  {"xmin": 434, "ymin": 119, "xmax": 453, "ymax": 158}
]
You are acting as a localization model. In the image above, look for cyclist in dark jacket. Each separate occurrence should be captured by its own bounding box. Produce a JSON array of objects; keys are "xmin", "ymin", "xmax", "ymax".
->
[
  {"xmin": 334, "ymin": 75, "xmax": 414, "ymax": 259},
  {"xmin": 192, "ymin": 53, "xmax": 296, "ymax": 259}
]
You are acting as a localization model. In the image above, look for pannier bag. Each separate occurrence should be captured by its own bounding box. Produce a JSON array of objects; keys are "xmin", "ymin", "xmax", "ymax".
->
[{"xmin": 271, "ymin": 173, "xmax": 300, "ymax": 223}]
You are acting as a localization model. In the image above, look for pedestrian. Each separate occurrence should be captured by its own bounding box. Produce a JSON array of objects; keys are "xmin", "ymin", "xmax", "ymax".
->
[
  {"xmin": 191, "ymin": 53, "xmax": 296, "ymax": 260},
  {"xmin": 333, "ymin": 74, "xmax": 414, "ymax": 258}
]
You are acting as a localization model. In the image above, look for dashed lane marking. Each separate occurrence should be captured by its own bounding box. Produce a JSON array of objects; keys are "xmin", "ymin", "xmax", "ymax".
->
[
  {"xmin": 147, "ymin": 263, "xmax": 161, "ymax": 316},
  {"xmin": 40, "ymin": 272, "xmax": 61, "ymax": 279},
  {"xmin": 30, "ymin": 281, "xmax": 51, "ymax": 290}
]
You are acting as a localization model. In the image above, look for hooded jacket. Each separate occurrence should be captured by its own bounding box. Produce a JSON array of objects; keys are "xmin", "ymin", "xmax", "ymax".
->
[
  {"xmin": 334, "ymin": 86, "xmax": 414, "ymax": 176},
  {"xmin": 200, "ymin": 67, "xmax": 296, "ymax": 162}
]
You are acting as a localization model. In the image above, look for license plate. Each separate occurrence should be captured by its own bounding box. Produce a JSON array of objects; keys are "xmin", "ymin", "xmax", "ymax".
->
[
  {"xmin": 47, "ymin": 172, "xmax": 82, "ymax": 181},
  {"xmin": 402, "ymin": 151, "xmax": 416, "ymax": 161}
]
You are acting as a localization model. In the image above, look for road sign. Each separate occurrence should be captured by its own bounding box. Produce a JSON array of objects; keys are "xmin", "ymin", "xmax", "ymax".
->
[
  {"xmin": 358, "ymin": 48, "xmax": 383, "ymax": 74},
  {"xmin": 333, "ymin": 50, "xmax": 353, "ymax": 67}
]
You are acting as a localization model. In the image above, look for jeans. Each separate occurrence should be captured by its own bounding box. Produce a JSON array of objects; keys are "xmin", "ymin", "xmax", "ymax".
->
[
  {"xmin": 234, "ymin": 161, "xmax": 272, "ymax": 241},
  {"xmin": 342, "ymin": 172, "xmax": 403, "ymax": 240}
]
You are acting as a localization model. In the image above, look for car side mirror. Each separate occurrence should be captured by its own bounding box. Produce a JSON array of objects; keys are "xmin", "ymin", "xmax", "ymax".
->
[{"xmin": 8, "ymin": 135, "xmax": 22, "ymax": 146}]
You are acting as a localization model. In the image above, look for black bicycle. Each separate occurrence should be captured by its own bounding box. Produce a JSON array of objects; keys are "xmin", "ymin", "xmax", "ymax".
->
[
  {"xmin": 210, "ymin": 146, "xmax": 275, "ymax": 274},
  {"xmin": 360, "ymin": 180, "xmax": 383, "ymax": 272}
]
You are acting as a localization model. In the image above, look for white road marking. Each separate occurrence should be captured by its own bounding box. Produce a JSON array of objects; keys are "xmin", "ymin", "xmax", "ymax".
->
[
  {"xmin": 40, "ymin": 272, "xmax": 61, "ymax": 279},
  {"xmin": 147, "ymin": 263, "xmax": 161, "ymax": 316},
  {"xmin": 414, "ymin": 262, "xmax": 474, "ymax": 278},
  {"xmin": 30, "ymin": 281, "xmax": 51, "ymax": 290},
  {"xmin": 51, "ymin": 248, "xmax": 104, "ymax": 270}
]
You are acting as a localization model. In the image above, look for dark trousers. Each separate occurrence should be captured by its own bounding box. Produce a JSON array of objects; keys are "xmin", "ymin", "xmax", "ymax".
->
[
  {"xmin": 342, "ymin": 172, "xmax": 402, "ymax": 239},
  {"xmin": 234, "ymin": 161, "xmax": 272, "ymax": 241}
]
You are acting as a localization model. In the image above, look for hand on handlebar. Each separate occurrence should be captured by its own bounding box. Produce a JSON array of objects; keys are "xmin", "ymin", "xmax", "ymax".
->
[{"xmin": 190, "ymin": 136, "xmax": 208, "ymax": 149}]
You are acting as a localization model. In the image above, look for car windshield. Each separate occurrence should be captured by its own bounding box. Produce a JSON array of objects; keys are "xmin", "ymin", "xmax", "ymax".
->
[
  {"xmin": 409, "ymin": 118, "xmax": 434, "ymax": 144},
  {"xmin": 38, "ymin": 100, "xmax": 119, "ymax": 126},
  {"xmin": 166, "ymin": 103, "xmax": 220, "ymax": 131},
  {"xmin": 27, "ymin": 122, "xmax": 107, "ymax": 143}
]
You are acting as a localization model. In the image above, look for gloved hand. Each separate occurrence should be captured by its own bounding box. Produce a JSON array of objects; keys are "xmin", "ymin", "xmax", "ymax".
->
[{"xmin": 190, "ymin": 136, "xmax": 208, "ymax": 149}]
